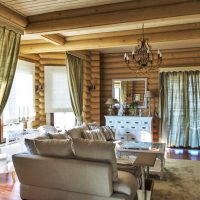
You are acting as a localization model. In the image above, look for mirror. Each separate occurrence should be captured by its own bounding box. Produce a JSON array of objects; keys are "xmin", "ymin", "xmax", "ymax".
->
[{"xmin": 112, "ymin": 78, "xmax": 147, "ymax": 108}]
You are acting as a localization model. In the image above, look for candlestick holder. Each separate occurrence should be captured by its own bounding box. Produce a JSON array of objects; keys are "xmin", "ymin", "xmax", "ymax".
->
[{"xmin": 19, "ymin": 116, "xmax": 29, "ymax": 130}]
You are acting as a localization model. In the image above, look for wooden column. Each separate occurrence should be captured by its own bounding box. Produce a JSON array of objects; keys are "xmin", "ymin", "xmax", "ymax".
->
[
  {"xmin": 90, "ymin": 51, "xmax": 100, "ymax": 125},
  {"xmin": 82, "ymin": 52, "xmax": 92, "ymax": 123},
  {"xmin": 32, "ymin": 62, "xmax": 46, "ymax": 128}
]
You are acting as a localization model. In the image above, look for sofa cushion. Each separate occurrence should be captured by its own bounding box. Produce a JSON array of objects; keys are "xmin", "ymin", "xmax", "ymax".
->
[
  {"xmin": 101, "ymin": 126, "xmax": 115, "ymax": 141},
  {"xmin": 48, "ymin": 133, "xmax": 68, "ymax": 139},
  {"xmin": 25, "ymin": 135, "xmax": 50, "ymax": 154},
  {"xmin": 72, "ymin": 138, "xmax": 118, "ymax": 182},
  {"xmin": 35, "ymin": 139, "xmax": 74, "ymax": 158},
  {"xmin": 114, "ymin": 170, "xmax": 138, "ymax": 197},
  {"xmin": 83, "ymin": 129, "xmax": 106, "ymax": 141}
]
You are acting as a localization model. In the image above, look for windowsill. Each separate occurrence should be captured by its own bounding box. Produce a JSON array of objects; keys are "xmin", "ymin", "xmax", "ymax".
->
[{"xmin": 0, "ymin": 140, "xmax": 20, "ymax": 147}]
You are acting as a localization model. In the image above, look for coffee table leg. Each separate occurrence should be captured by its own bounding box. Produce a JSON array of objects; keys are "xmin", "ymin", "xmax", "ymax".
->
[
  {"xmin": 160, "ymin": 156, "xmax": 165, "ymax": 179},
  {"xmin": 141, "ymin": 166, "xmax": 146, "ymax": 200}
]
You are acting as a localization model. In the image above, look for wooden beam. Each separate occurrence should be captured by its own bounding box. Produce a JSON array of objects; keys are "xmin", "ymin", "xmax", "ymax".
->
[
  {"xmin": 0, "ymin": 3, "xmax": 27, "ymax": 28},
  {"xmin": 19, "ymin": 53, "xmax": 40, "ymax": 61},
  {"xmin": 66, "ymin": 23, "xmax": 200, "ymax": 41},
  {"xmin": 20, "ymin": 29, "xmax": 200, "ymax": 53},
  {"xmin": 28, "ymin": 0, "xmax": 189, "ymax": 23},
  {"xmin": 26, "ymin": 1, "xmax": 200, "ymax": 34},
  {"xmin": 41, "ymin": 34, "xmax": 65, "ymax": 46}
]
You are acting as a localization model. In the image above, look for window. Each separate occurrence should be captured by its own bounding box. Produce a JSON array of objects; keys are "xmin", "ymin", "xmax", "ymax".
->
[
  {"xmin": 3, "ymin": 60, "xmax": 35, "ymax": 139},
  {"xmin": 54, "ymin": 112, "xmax": 75, "ymax": 131},
  {"xmin": 44, "ymin": 66, "xmax": 75, "ymax": 131}
]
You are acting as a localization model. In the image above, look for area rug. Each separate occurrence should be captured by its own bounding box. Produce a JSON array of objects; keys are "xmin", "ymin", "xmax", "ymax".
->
[{"xmin": 152, "ymin": 159, "xmax": 200, "ymax": 200}]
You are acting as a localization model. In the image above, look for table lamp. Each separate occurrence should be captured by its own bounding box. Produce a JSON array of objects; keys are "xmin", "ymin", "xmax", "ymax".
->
[
  {"xmin": 105, "ymin": 98, "xmax": 118, "ymax": 115},
  {"xmin": 144, "ymin": 91, "xmax": 153, "ymax": 116}
]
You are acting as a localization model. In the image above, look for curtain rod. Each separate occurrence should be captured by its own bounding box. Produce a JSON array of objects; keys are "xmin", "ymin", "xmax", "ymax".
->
[{"xmin": 159, "ymin": 66, "xmax": 200, "ymax": 73}]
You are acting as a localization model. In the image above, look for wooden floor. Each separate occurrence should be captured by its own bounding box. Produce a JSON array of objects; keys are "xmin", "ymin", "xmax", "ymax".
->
[
  {"xmin": 0, "ymin": 149, "xmax": 199, "ymax": 200},
  {"xmin": 0, "ymin": 173, "xmax": 20, "ymax": 200},
  {"xmin": 166, "ymin": 148, "xmax": 200, "ymax": 161}
]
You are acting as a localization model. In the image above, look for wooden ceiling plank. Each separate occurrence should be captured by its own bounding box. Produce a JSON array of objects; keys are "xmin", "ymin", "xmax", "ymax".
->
[
  {"xmin": 41, "ymin": 34, "xmax": 65, "ymax": 46},
  {"xmin": 28, "ymin": 0, "xmax": 189, "ymax": 23},
  {"xmin": 25, "ymin": 1, "xmax": 200, "ymax": 34},
  {"xmin": 0, "ymin": 3, "xmax": 28, "ymax": 28},
  {"xmin": 20, "ymin": 29, "xmax": 200, "ymax": 53},
  {"xmin": 2, "ymin": 0, "xmax": 129, "ymax": 16}
]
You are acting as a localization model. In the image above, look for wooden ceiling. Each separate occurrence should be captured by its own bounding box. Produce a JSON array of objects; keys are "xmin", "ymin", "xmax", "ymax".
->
[
  {"xmin": 0, "ymin": 0, "xmax": 200, "ymax": 54},
  {"xmin": 0, "ymin": 0, "xmax": 130, "ymax": 16}
]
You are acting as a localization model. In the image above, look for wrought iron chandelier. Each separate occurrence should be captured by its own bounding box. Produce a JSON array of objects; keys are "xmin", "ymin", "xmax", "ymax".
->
[{"xmin": 124, "ymin": 25, "xmax": 162, "ymax": 70}]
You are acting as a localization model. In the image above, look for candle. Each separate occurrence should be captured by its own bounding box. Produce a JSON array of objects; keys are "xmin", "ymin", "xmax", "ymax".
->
[
  {"xmin": 18, "ymin": 106, "xmax": 20, "ymax": 121},
  {"xmin": 23, "ymin": 106, "xmax": 25, "ymax": 118},
  {"xmin": 27, "ymin": 106, "xmax": 29, "ymax": 119}
]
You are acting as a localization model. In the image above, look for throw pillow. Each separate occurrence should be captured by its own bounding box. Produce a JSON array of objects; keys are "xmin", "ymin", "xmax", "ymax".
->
[
  {"xmin": 101, "ymin": 126, "xmax": 115, "ymax": 141},
  {"xmin": 37, "ymin": 125, "xmax": 58, "ymax": 135},
  {"xmin": 25, "ymin": 135, "xmax": 49, "ymax": 154},
  {"xmin": 86, "ymin": 122, "xmax": 100, "ymax": 130},
  {"xmin": 67, "ymin": 127, "xmax": 87, "ymax": 139},
  {"xmin": 35, "ymin": 139, "xmax": 74, "ymax": 158},
  {"xmin": 72, "ymin": 138, "xmax": 118, "ymax": 182},
  {"xmin": 83, "ymin": 129, "xmax": 106, "ymax": 141},
  {"xmin": 25, "ymin": 139, "xmax": 38, "ymax": 154}
]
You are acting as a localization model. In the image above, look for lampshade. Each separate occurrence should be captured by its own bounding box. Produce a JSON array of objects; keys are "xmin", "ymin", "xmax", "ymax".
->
[
  {"xmin": 105, "ymin": 98, "xmax": 118, "ymax": 105},
  {"xmin": 144, "ymin": 91, "xmax": 154, "ymax": 98}
]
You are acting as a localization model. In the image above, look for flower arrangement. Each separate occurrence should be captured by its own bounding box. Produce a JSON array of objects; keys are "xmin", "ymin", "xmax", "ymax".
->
[
  {"xmin": 129, "ymin": 101, "xmax": 138, "ymax": 115},
  {"xmin": 129, "ymin": 101, "xmax": 138, "ymax": 109}
]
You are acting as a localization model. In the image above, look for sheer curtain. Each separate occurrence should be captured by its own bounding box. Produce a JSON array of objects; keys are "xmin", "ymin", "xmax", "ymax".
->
[{"xmin": 159, "ymin": 71, "xmax": 200, "ymax": 147}]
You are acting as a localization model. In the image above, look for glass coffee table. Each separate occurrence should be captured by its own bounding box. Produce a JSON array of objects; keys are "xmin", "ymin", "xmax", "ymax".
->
[{"xmin": 116, "ymin": 141, "xmax": 166, "ymax": 179}]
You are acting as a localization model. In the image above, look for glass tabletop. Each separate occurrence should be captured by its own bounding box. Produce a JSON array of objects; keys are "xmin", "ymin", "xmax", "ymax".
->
[{"xmin": 120, "ymin": 141, "xmax": 165, "ymax": 152}]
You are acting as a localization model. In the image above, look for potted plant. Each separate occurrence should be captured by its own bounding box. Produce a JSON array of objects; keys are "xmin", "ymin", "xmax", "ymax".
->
[{"xmin": 129, "ymin": 101, "xmax": 138, "ymax": 115}]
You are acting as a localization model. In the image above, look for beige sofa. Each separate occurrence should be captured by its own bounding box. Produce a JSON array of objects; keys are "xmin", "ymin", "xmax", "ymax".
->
[{"xmin": 13, "ymin": 136, "xmax": 139, "ymax": 200}]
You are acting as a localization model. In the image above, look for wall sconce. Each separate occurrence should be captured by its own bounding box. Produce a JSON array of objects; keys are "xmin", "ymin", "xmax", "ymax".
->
[
  {"xmin": 87, "ymin": 81, "xmax": 96, "ymax": 92},
  {"xmin": 35, "ymin": 84, "xmax": 44, "ymax": 93}
]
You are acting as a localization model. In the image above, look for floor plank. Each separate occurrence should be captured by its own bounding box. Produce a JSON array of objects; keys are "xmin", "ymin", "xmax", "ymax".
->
[{"xmin": 0, "ymin": 173, "xmax": 20, "ymax": 200}]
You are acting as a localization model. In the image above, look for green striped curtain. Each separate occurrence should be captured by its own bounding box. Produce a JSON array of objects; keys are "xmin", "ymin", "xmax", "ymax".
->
[
  {"xmin": 65, "ymin": 52, "xmax": 83, "ymax": 126},
  {"xmin": 159, "ymin": 71, "xmax": 200, "ymax": 147},
  {"xmin": 0, "ymin": 26, "xmax": 21, "ymax": 115}
]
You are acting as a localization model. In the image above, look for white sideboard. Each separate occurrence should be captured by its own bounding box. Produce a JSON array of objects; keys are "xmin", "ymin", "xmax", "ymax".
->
[{"xmin": 105, "ymin": 116, "xmax": 153, "ymax": 142}]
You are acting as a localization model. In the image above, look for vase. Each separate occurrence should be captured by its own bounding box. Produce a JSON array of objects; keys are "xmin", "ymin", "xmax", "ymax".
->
[{"xmin": 130, "ymin": 108, "xmax": 137, "ymax": 116}]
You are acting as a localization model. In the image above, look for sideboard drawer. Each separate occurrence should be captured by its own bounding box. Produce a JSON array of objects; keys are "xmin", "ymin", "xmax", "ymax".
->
[
  {"xmin": 105, "ymin": 116, "xmax": 153, "ymax": 142},
  {"xmin": 116, "ymin": 134, "xmax": 127, "ymax": 141}
]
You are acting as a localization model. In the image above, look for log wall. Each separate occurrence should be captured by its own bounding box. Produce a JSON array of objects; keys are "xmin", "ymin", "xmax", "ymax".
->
[
  {"xmin": 100, "ymin": 53, "xmax": 159, "ymax": 142},
  {"xmin": 37, "ymin": 51, "xmax": 100, "ymax": 126}
]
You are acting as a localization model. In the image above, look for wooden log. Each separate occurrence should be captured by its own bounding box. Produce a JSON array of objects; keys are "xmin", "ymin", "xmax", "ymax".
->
[
  {"xmin": 41, "ymin": 34, "xmax": 66, "ymax": 46},
  {"xmin": 28, "ymin": 0, "xmax": 187, "ymax": 23},
  {"xmin": 26, "ymin": 1, "xmax": 200, "ymax": 34},
  {"xmin": 20, "ymin": 29, "xmax": 200, "ymax": 53},
  {"xmin": 0, "ymin": 4, "xmax": 27, "ymax": 28}
]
